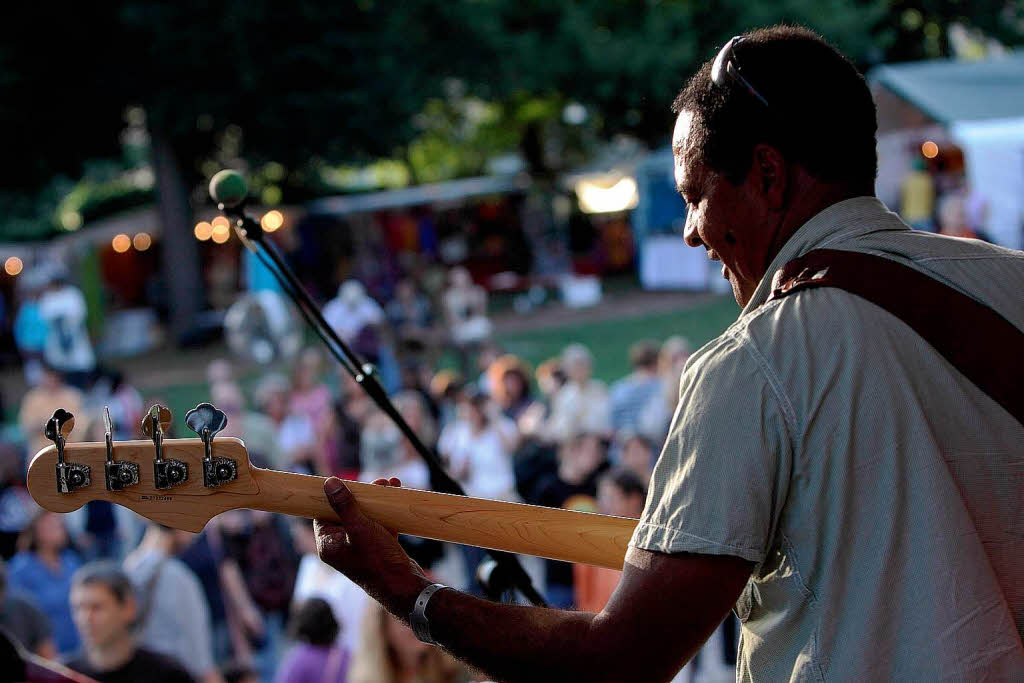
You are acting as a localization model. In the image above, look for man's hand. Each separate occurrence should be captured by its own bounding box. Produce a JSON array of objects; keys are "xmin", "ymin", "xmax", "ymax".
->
[{"xmin": 314, "ymin": 476, "xmax": 429, "ymax": 616}]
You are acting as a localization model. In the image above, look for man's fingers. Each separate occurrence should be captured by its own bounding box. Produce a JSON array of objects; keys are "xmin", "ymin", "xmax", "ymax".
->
[{"xmin": 324, "ymin": 476, "xmax": 358, "ymax": 519}]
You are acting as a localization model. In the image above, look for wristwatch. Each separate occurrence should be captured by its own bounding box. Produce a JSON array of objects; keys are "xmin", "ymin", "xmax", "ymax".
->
[{"xmin": 410, "ymin": 583, "xmax": 449, "ymax": 645}]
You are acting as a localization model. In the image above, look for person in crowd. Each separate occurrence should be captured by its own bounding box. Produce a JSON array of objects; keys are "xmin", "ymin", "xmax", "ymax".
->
[
  {"xmin": 486, "ymin": 355, "xmax": 537, "ymax": 425},
  {"xmin": 0, "ymin": 441, "xmax": 34, "ymax": 560},
  {"xmin": 211, "ymin": 381, "xmax": 281, "ymax": 469},
  {"xmin": 608, "ymin": 340, "xmax": 663, "ymax": 434},
  {"xmin": 12, "ymin": 274, "xmax": 47, "ymax": 386},
  {"xmin": 386, "ymin": 278, "xmax": 436, "ymax": 361},
  {"xmin": 290, "ymin": 348, "xmax": 333, "ymax": 431},
  {"xmin": 347, "ymin": 602, "xmax": 470, "ymax": 683},
  {"xmin": 221, "ymin": 510, "xmax": 298, "ymax": 681},
  {"xmin": 428, "ymin": 369, "xmax": 463, "ymax": 434},
  {"xmin": 523, "ymin": 432, "xmax": 610, "ymax": 607},
  {"xmin": 206, "ymin": 358, "xmax": 235, "ymax": 387},
  {"xmin": 274, "ymin": 598, "xmax": 349, "ymax": 683},
  {"xmin": 441, "ymin": 267, "xmax": 492, "ymax": 371},
  {"xmin": 899, "ymin": 156, "xmax": 935, "ymax": 231},
  {"xmin": 0, "ymin": 558, "xmax": 56, "ymax": 659},
  {"xmin": 637, "ymin": 335, "xmax": 692, "ymax": 442},
  {"xmin": 541, "ymin": 344, "xmax": 611, "ymax": 444},
  {"xmin": 615, "ymin": 430, "xmax": 657, "ymax": 484},
  {"xmin": 358, "ymin": 393, "xmax": 431, "ymax": 491},
  {"xmin": 175, "ymin": 525, "xmax": 233, "ymax": 663},
  {"xmin": 573, "ymin": 468, "xmax": 647, "ymax": 612},
  {"xmin": 310, "ymin": 26, "xmax": 1024, "ymax": 680},
  {"xmin": 438, "ymin": 389, "xmax": 517, "ymax": 595},
  {"xmin": 65, "ymin": 561, "xmax": 194, "ymax": 682},
  {"xmin": 8, "ymin": 510, "xmax": 81, "ymax": 655},
  {"xmin": 123, "ymin": 523, "xmax": 223, "ymax": 683},
  {"xmin": 289, "ymin": 518, "xmax": 368, "ymax": 662},
  {"xmin": 323, "ymin": 280, "xmax": 385, "ymax": 364},
  {"xmin": 18, "ymin": 362, "xmax": 86, "ymax": 459},
  {"xmin": 254, "ymin": 374, "xmax": 317, "ymax": 472},
  {"xmin": 221, "ymin": 661, "xmax": 261, "ymax": 683},
  {"xmin": 37, "ymin": 272, "xmax": 96, "ymax": 390}
]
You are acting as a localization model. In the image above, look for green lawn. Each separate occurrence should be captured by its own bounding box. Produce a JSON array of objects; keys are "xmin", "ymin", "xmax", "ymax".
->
[{"xmin": 496, "ymin": 295, "xmax": 739, "ymax": 383}]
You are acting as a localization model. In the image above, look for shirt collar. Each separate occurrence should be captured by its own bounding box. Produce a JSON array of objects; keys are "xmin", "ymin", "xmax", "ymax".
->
[{"xmin": 741, "ymin": 196, "xmax": 908, "ymax": 314}]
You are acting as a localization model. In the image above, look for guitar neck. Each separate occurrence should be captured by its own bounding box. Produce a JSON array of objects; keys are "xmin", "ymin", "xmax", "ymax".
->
[{"xmin": 251, "ymin": 468, "xmax": 636, "ymax": 570}]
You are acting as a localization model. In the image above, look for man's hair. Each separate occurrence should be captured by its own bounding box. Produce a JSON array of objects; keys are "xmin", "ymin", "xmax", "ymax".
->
[
  {"xmin": 628, "ymin": 340, "xmax": 660, "ymax": 370},
  {"xmin": 288, "ymin": 598, "xmax": 340, "ymax": 646},
  {"xmin": 600, "ymin": 466, "xmax": 648, "ymax": 499},
  {"xmin": 672, "ymin": 25, "xmax": 877, "ymax": 190},
  {"xmin": 72, "ymin": 561, "xmax": 135, "ymax": 604}
]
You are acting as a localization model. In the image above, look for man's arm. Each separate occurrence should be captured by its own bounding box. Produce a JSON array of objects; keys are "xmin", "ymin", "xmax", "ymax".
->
[{"xmin": 315, "ymin": 477, "xmax": 752, "ymax": 683}]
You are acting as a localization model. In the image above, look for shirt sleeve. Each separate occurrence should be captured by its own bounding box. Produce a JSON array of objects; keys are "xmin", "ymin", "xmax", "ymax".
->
[{"xmin": 630, "ymin": 332, "xmax": 794, "ymax": 564}]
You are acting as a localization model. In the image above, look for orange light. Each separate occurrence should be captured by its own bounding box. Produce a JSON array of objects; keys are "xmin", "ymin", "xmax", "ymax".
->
[
  {"xmin": 211, "ymin": 215, "xmax": 230, "ymax": 229},
  {"xmin": 133, "ymin": 232, "xmax": 152, "ymax": 251},
  {"xmin": 112, "ymin": 234, "xmax": 132, "ymax": 253},
  {"xmin": 211, "ymin": 226, "xmax": 230, "ymax": 244},
  {"xmin": 194, "ymin": 221, "xmax": 213, "ymax": 241},
  {"xmin": 921, "ymin": 141, "xmax": 939, "ymax": 159},
  {"xmin": 261, "ymin": 210, "xmax": 284, "ymax": 232},
  {"xmin": 4, "ymin": 257, "xmax": 23, "ymax": 276}
]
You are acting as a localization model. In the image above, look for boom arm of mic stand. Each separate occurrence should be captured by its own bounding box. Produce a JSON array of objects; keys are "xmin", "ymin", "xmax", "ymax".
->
[{"xmin": 222, "ymin": 204, "xmax": 548, "ymax": 607}]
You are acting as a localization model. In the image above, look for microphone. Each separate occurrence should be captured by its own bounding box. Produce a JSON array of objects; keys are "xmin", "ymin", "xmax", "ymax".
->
[{"xmin": 209, "ymin": 169, "xmax": 249, "ymax": 209}]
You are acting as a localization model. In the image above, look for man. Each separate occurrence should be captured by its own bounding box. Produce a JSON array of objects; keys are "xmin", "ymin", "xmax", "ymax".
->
[
  {"xmin": 312, "ymin": 26, "xmax": 1024, "ymax": 681},
  {"xmin": 65, "ymin": 562, "xmax": 193, "ymax": 682},
  {"xmin": 0, "ymin": 558, "xmax": 56, "ymax": 659},
  {"xmin": 608, "ymin": 340, "xmax": 663, "ymax": 435}
]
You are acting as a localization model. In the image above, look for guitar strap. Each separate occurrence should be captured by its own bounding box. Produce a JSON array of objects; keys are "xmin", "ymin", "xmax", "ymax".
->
[{"xmin": 765, "ymin": 248, "xmax": 1024, "ymax": 427}]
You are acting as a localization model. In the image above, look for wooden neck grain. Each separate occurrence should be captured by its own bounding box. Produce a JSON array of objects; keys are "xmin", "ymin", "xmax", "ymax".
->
[{"xmin": 249, "ymin": 468, "xmax": 636, "ymax": 570}]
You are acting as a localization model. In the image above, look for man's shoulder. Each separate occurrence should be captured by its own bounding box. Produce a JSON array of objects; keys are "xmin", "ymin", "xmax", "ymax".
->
[{"xmin": 131, "ymin": 648, "xmax": 195, "ymax": 677}]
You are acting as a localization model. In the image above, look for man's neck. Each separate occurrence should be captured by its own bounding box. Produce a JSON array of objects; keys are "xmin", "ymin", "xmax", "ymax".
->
[{"xmin": 87, "ymin": 635, "xmax": 137, "ymax": 672}]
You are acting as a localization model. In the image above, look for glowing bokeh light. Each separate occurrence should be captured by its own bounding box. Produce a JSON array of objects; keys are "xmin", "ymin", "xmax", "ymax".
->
[
  {"xmin": 4, "ymin": 257, "xmax": 23, "ymax": 276},
  {"xmin": 211, "ymin": 228, "xmax": 230, "ymax": 244},
  {"xmin": 194, "ymin": 221, "xmax": 213, "ymax": 241},
  {"xmin": 211, "ymin": 215, "xmax": 230, "ymax": 229},
  {"xmin": 112, "ymin": 234, "xmax": 132, "ymax": 253},
  {"xmin": 261, "ymin": 210, "xmax": 284, "ymax": 232},
  {"xmin": 921, "ymin": 141, "xmax": 939, "ymax": 159},
  {"xmin": 133, "ymin": 233, "xmax": 152, "ymax": 251}
]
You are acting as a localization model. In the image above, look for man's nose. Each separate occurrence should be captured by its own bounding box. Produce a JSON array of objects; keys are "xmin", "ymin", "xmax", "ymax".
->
[{"xmin": 682, "ymin": 212, "xmax": 702, "ymax": 248}]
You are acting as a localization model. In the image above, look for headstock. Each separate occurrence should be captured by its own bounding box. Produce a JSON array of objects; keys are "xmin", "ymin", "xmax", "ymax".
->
[{"xmin": 27, "ymin": 403, "xmax": 260, "ymax": 532}]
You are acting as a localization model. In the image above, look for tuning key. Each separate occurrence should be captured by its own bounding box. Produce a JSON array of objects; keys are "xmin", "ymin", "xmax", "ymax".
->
[
  {"xmin": 185, "ymin": 402, "xmax": 237, "ymax": 488},
  {"xmin": 143, "ymin": 404, "xmax": 188, "ymax": 490},
  {"xmin": 46, "ymin": 409, "xmax": 90, "ymax": 494},
  {"xmin": 102, "ymin": 406, "xmax": 139, "ymax": 491}
]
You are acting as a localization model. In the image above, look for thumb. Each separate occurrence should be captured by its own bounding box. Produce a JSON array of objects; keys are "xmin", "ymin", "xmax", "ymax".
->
[{"xmin": 324, "ymin": 477, "xmax": 357, "ymax": 519}]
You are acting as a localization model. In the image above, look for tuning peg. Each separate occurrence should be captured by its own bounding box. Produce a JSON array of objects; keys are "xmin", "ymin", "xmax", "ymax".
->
[
  {"xmin": 186, "ymin": 403, "xmax": 237, "ymax": 488},
  {"xmin": 46, "ymin": 409, "xmax": 90, "ymax": 494},
  {"xmin": 102, "ymin": 406, "xmax": 139, "ymax": 491},
  {"xmin": 144, "ymin": 404, "xmax": 188, "ymax": 490}
]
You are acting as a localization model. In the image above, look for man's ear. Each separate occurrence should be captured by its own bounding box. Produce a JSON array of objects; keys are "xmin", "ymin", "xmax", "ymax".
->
[{"xmin": 752, "ymin": 144, "xmax": 787, "ymax": 210}]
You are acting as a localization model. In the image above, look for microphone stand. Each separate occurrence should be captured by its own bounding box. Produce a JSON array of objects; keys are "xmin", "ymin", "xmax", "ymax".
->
[{"xmin": 219, "ymin": 200, "xmax": 548, "ymax": 607}]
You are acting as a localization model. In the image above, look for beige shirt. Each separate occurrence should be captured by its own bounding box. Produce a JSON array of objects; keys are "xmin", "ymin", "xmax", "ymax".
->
[{"xmin": 630, "ymin": 197, "xmax": 1024, "ymax": 680}]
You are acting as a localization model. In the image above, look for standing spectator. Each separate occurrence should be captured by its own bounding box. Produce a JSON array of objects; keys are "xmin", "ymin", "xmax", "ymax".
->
[
  {"xmin": 487, "ymin": 355, "xmax": 538, "ymax": 424},
  {"xmin": 290, "ymin": 349, "xmax": 333, "ymax": 430},
  {"xmin": 358, "ymin": 395, "xmax": 430, "ymax": 492},
  {"xmin": 37, "ymin": 273, "xmax": 96, "ymax": 390},
  {"xmin": 542, "ymin": 344, "xmax": 611, "ymax": 443},
  {"xmin": 347, "ymin": 603, "xmax": 469, "ymax": 683},
  {"xmin": 608, "ymin": 340, "xmax": 663, "ymax": 434},
  {"xmin": 637, "ymin": 336, "xmax": 692, "ymax": 443},
  {"xmin": 8, "ymin": 511, "xmax": 81, "ymax": 654},
  {"xmin": 274, "ymin": 598, "xmax": 349, "ymax": 683},
  {"xmin": 438, "ymin": 390, "xmax": 517, "ymax": 594},
  {"xmin": 323, "ymin": 281, "xmax": 384, "ymax": 363},
  {"xmin": 441, "ymin": 266, "xmax": 491, "ymax": 371},
  {"xmin": 123, "ymin": 524, "xmax": 222, "ymax": 683},
  {"xmin": 572, "ymin": 468, "xmax": 647, "ymax": 612},
  {"xmin": 386, "ymin": 278, "xmax": 435, "ymax": 360},
  {"xmin": 254, "ymin": 374, "xmax": 317, "ymax": 472},
  {"xmin": 18, "ymin": 363, "xmax": 86, "ymax": 459},
  {"xmin": 12, "ymin": 273, "xmax": 47, "ymax": 386},
  {"xmin": 210, "ymin": 381, "xmax": 280, "ymax": 469},
  {"xmin": 66, "ymin": 561, "xmax": 194, "ymax": 682},
  {"xmin": 0, "ymin": 558, "xmax": 56, "ymax": 659}
]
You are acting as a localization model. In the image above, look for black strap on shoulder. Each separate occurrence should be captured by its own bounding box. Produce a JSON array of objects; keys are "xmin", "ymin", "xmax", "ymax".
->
[{"xmin": 765, "ymin": 248, "xmax": 1024, "ymax": 427}]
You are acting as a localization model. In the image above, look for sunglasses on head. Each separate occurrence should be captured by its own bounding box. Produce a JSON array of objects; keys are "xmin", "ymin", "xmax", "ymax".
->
[{"xmin": 711, "ymin": 35, "xmax": 770, "ymax": 108}]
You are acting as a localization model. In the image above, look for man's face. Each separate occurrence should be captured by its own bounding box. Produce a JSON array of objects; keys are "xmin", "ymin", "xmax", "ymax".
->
[
  {"xmin": 70, "ymin": 583, "xmax": 135, "ymax": 651},
  {"xmin": 673, "ymin": 110, "xmax": 776, "ymax": 306}
]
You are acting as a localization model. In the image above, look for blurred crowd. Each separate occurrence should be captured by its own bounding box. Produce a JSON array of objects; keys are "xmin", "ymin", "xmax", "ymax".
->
[{"xmin": 0, "ymin": 261, "xmax": 743, "ymax": 683}]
